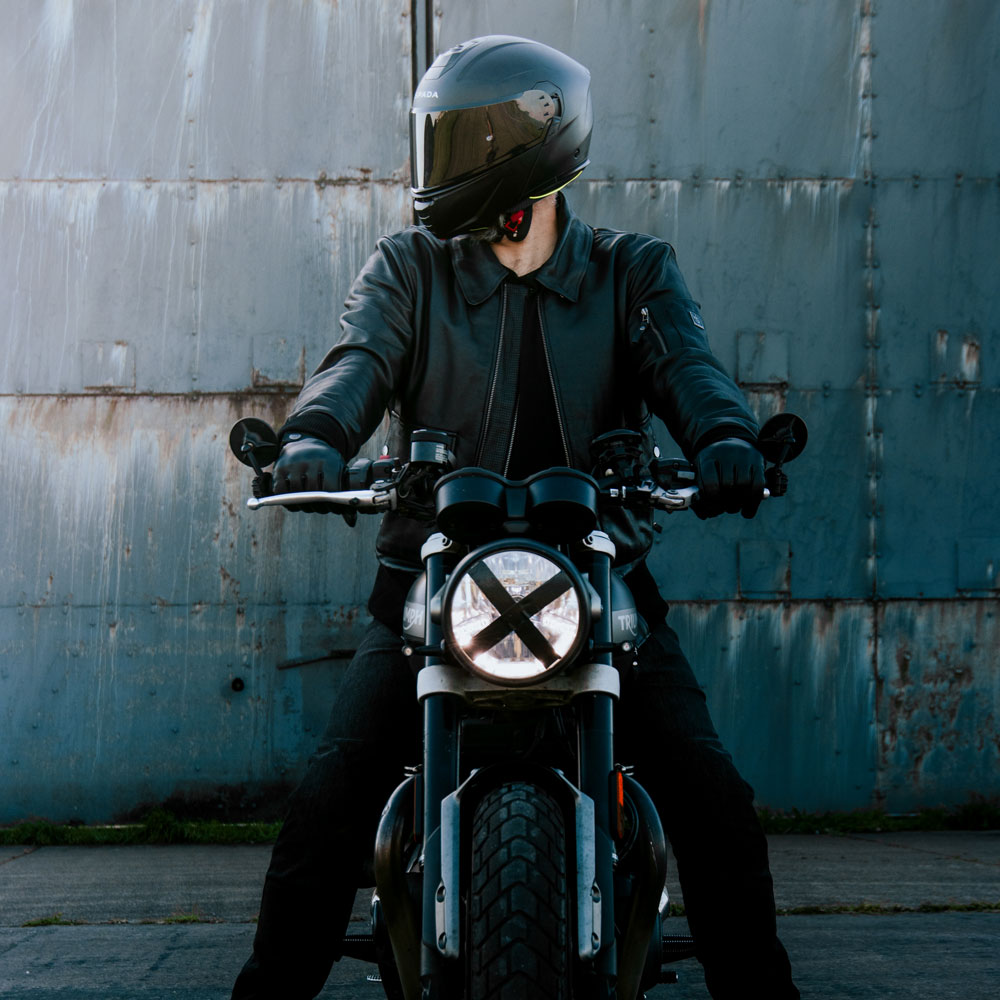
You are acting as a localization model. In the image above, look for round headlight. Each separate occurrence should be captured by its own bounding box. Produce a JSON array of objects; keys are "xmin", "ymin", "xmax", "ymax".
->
[{"xmin": 441, "ymin": 542, "xmax": 590, "ymax": 685}]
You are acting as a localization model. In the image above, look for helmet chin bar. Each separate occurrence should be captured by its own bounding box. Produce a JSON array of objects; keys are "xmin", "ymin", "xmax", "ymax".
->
[{"xmin": 501, "ymin": 205, "xmax": 533, "ymax": 242}]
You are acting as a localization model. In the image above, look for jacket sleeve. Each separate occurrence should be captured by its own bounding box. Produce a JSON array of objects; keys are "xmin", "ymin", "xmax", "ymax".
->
[
  {"xmin": 627, "ymin": 240, "xmax": 758, "ymax": 457},
  {"xmin": 279, "ymin": 234, "xmax": 417, "ymax": 457}
]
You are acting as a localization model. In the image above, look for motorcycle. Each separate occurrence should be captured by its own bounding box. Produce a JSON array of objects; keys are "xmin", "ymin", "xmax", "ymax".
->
[{"xmin": 229, "ymin": 413, "xmax": 806, "ymax": 1000}]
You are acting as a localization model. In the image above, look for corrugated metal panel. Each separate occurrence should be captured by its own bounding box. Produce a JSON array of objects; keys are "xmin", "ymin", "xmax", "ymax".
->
[
  {"xmin": 874, "ymin": 0, "xmax": 1000, "ymax": 180},
  {"xmin": 2, "ymin": 1, "xmax": 998, "ymax": 820},
  {"xmin": 434, "ymin": 0, "xmax": 868, "ymax": 180},
  {"xmin": 668, "ymin": 602, "xmax": 877, "ymax": 812},
  {"xmin": 0, "ymin": 180, "xmax": 410, "ymax": 395},
  {"xmin": 1, "ymin": 394, "xmax": 380, "ymax": 822},
  {"xmin": 0, "ymin": 0, "xmax": 412, "ymax": 182}
]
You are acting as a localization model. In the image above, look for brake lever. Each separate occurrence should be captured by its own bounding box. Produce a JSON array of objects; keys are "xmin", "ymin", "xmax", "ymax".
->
[{"xmin": 246, "ymin": 486, "xmax": 396, "ymax": 512}]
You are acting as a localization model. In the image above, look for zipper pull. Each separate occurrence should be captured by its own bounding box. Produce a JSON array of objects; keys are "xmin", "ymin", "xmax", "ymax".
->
[{"xmin": 639, "ymin": 306, "xmax": 650, "ymax": 333}]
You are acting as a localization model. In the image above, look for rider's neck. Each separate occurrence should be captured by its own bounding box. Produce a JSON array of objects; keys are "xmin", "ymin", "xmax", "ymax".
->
[{"xmin": 490, "ymin": 195, "xmax": 559, "ymax": 277}]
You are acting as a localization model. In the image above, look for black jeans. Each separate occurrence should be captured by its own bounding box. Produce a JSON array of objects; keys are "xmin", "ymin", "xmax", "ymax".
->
[{"xmin": 232, "ymin": 573, "xmax": 798, "ymax": 999}]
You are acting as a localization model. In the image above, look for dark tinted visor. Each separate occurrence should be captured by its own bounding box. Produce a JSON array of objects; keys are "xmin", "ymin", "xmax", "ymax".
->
[{"xmin": 411, "ymin": 90, "xmax": 558, "ymax": 191}]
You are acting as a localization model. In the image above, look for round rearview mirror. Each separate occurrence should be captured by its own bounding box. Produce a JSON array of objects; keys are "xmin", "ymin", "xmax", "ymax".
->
[
  {"xmin": 229, "ymin": 418, "xmax": 280, "ymax": 468},
  {"xmin": 757, "ymin": 414, "xmax": 808, "ymax": 465}
]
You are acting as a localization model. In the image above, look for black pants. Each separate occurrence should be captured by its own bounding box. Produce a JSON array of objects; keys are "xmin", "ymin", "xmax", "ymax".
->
[{"xmin": 233, "ymin": 570, "xmax": 798, "ymax": 999}]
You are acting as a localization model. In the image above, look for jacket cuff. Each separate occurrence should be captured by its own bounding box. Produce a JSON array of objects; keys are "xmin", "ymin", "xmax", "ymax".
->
[
  {"xmin": 278, "ymin": 412, "xmax": 350, "ymax": 455},
  {"xmin": 691, "ymin": 425, "xmax": 759, "ymax": 455}
]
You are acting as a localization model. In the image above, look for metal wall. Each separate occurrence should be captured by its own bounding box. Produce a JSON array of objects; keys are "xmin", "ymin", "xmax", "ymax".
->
[{"xmin": 2, "ymin": 1, "xmax": 997, "ymax": 822}]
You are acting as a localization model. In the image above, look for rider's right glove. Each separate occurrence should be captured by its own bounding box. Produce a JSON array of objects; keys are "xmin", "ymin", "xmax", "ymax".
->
[
  {"xmin": 272, "ymin": 433, "xmax": 346, "ymax": 515},
  {"xmin": 691, "ymin": 437, "xmax": 765, "ymax": 520}
]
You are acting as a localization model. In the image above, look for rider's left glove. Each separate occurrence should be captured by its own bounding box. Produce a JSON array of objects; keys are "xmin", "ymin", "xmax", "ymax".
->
[
  {"xmin": 272, "ymin": 433, "xmax": 346, "ymax": 515},
  {"xmin": 692, "ymin": 437, "xmax": 765, "ymax": 520}
]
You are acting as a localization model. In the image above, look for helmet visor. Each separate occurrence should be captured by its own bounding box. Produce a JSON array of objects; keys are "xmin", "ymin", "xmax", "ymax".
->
[{"xmin": 411, "ymin": 90, "xmax": 558, "ymax": 192}]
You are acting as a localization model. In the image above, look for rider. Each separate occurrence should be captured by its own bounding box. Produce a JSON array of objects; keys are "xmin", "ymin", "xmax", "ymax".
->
[{"xmin": 233, "ymin": 35, "xmax": 799, "ymax": 1000}]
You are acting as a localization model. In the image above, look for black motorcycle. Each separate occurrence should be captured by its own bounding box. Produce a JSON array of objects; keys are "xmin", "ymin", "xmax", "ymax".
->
[{"xmin": 229, "ymin": 414, "xmax": 806, "ymax": 1000}]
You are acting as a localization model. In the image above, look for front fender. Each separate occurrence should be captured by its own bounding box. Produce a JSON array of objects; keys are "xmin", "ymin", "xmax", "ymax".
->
[{"xmin": 432, "ymin": 762, "xmax": 605, "ymax": 964}]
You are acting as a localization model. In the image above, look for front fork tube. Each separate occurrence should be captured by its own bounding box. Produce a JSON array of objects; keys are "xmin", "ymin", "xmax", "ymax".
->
[
  {"xmin": 420, "ymin": 693, "xmax": 459, "ymax": 986},
  {"xmin": 577, "ymin": 546, "xmax": 617, "ymax": 979},
  {"xmin": 418, "ymin": 551, "xmax": 460, "ymax": 989}
]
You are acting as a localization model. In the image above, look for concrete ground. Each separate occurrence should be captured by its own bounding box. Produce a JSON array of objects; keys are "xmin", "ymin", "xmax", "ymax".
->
[{"xmin": 1, "ymin": 832, "xmax": 998, "ymax": 998}]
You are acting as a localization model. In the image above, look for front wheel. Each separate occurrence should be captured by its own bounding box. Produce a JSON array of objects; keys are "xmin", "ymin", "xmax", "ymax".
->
[{"xmin": 468, "ymin": 781, "xmax": 570, "ymax": 1000}]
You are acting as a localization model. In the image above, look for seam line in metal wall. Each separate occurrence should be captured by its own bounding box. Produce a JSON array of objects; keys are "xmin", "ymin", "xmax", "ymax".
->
[{"xmin": 410, "ymin": 0, "xmax": 433, "ymax": 95}]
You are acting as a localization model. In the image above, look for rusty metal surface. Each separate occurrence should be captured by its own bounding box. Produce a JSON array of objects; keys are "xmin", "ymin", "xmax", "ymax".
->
[
  {"xmin": 876, "ymin": 601, "xmax": 1000, "ymax": 810},
  {"xmin": 1, "ymin": 1, "xmax": 998, "ymax": 820}
]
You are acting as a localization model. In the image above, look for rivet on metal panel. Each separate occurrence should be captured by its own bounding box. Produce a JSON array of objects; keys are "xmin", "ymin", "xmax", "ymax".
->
[
  {"xmin": 914, "ymin": 383, "xmax": 923, "ymax": 396},
  {"xmin": 912, "ymin": 174, "xmax": 920, "ymax": 188}
]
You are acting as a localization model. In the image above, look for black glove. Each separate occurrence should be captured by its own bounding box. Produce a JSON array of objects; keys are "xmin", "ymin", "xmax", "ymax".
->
[
  {"xmin": 692, "ymin": 437, "xmax": 765, "ymax": 520},
  {"xmin": 272, "ymin": 433, "xmax": 346, "ymax": 514}
]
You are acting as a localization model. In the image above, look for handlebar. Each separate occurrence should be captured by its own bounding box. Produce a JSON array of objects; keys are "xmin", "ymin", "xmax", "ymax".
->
[{"xmin": 245, "ymin": 480, "xmax": 769, "ymax": 514}]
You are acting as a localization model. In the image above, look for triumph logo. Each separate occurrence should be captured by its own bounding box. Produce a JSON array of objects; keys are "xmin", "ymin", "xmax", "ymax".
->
[{"xmin": 616, "ymin": 612, "xmax": 638, "ymax": 636}]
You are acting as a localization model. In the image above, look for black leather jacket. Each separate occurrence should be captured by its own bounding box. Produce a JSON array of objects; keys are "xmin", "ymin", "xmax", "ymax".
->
[{"xmin": 282, "ymin": 198, "xmax": 758, "ymax": 571}]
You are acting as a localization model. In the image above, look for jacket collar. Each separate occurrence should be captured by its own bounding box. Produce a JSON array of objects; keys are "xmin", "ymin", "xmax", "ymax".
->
[{"xmin": 449, "ymin": 195, "xmax": 594, "ymax": 306}]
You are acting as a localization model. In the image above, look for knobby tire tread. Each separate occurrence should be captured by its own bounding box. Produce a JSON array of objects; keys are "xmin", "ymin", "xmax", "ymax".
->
[{"xmin": 468, "ymin": 781, "xmax": 570, "ymax": 1000}]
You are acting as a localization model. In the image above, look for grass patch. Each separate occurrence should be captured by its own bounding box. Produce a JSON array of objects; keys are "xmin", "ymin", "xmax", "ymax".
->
[
  {"xmin": 156, "ymin": 907, "xmax": 221, "ymax": 925},
  {"xmin": 0, "ymin": 809, "xmax": 282, "ymax": 847},
  {"xmin": 4, "ymin": 797, "xmax": 999, "ymax": 846},
  {"xmin": 757, "ymin": 798, "xmax": 1000, "ymax": 835},
  {"xmin": 665, "ymin": 901, "xmax": 1000, "ymax": 918},
  {"xmin": 776, "ymin": 901, "xmax": 1000, "ymax": 916},
  {"xmin": 22, "ymin": 912, "xmax": 84, "ymax": 927}
]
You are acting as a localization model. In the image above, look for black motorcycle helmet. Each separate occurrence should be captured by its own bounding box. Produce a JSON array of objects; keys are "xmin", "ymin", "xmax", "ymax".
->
[{"xmin": 410, "ymin": 35, "xmax": 593, "ymax": 240}]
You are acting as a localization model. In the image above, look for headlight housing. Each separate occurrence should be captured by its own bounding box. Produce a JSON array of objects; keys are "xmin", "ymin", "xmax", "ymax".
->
[{"xmin": 441, "ymin": 541, "xmax": 590, "ymax": 685}]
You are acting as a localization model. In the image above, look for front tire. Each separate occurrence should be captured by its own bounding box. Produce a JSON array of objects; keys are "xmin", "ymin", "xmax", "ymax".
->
[{"xmin": 468, "ymin": 781, "xmax": 570, "ymax": 1000}]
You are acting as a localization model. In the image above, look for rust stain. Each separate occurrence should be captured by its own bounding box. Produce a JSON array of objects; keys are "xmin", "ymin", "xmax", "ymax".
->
[{"xmin": 961, "ymin": 337, "xmax": 981, "ymax": 382}]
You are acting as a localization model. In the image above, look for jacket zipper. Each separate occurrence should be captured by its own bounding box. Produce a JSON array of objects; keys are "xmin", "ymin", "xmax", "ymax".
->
[
  {"xmin": 474, "ymin": 284, "xmax": 509, "ymax": 466},
  {"xmin": 639, "ymin": 304, "xmax": 670, "ymax": 354},
  {"xmin": 537, "ymin": 301, "xmax": 572, "ymax": 466},
  {"xmin": 503, "ymin": 402, "xmax": 519, "ymax": 477}
]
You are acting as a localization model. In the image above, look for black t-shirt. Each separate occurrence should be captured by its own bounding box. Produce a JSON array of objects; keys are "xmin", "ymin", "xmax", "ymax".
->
[{"xmin": 504, "ymin": 270, "xmax": 565, "ymax": 480}]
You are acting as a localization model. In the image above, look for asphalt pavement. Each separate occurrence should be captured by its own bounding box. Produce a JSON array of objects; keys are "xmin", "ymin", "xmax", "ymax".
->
[{"xmin": 1, "ymin": 832, "xmax": 998, "ymax": 998}]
